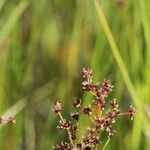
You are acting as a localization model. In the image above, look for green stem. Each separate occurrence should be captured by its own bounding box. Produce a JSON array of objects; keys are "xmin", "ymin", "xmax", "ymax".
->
[
  {"xmin": 102, "ymin": 138, "xmax": 110, "ymax": 150},
  {"xmin": 58, "ymin": 113, "xmax": 73, "ymax": 145},
  {"xmin": 93, "ymin": 0, "xmax": 148, "ymax": 125}
]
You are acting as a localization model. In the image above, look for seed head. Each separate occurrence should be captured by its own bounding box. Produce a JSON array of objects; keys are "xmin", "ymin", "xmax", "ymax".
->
[
  {"xmin": 54, "ymin": 101, "xmax": 62, "ymax": 113},
  {"xmin": 73, "ymin": 98, "xmax": 81, "ymax": 108},
  {"xmin": 128, "ymin": 105, "xmax": 136, "ymax": 120},
  {"xmin": 82, "ymin": 81, "xmax": 93, "ymax": 91},
  {"xmin": 7, "ymin": 117, "xmax": 16, "ymax": 124},
  {"xmin": 70, "ymin": 112, "xmax": 79, "ymax": 121},
  {"xmin": 54, "ymin": 141, "xmax": 70, "ymax": 150},
  {"xmin": 58, "ymin": 119, "xmax": 71, "ymax": 129},
  {"xmin": 82, "ymin": 68, "xmax": 93, "ymax": 79},
  {"xmin": 83, "ymin": 107, "xmax": 92, "ymax": 116}
]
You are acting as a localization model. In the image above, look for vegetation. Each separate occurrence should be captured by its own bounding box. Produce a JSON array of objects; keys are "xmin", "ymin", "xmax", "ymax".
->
[
  {"xmin": 0, "ymin": 0, "xmax": 150, "ymax": 149},
  {"xmin": 53, "ymin": 68, "xmax": 136, "ymax": 150}
]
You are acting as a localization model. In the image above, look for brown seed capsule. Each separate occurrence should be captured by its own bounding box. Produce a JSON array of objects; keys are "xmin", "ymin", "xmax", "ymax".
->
[
  {"xmin": 128, "ymin": 105, "xmax": 136, "ymax": 120},
  {"xmin": 54, "ymin": 101, "xmax": 62, "ymax": 113},
  {"xmin": 58, "ymin": 119, "xmax": 71, "ymax": 129},
  {"xmin": 83, "ymin": 107, "xmax": 92, "ymax": 116},
  {"xmin": 82, "ymin": 68, "xmax": 93, "ymax": 79},
  {"xmin": 73, "ymin": 98, "xmax": 81, "ymax": 108},
  {"xmin": 7, "ymin": 117, "xmax": 16, "ymax": 124}
]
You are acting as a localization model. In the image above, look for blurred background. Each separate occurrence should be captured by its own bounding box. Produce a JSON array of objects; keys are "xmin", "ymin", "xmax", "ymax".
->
[{"xmin": 0, "ymin": 0, "xmax": 150, "ymax": 149}]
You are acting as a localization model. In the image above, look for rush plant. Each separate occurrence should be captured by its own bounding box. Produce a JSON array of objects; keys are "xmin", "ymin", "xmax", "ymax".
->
[
  {"xmin": 0, "ymin": 116, "xmax": 15, "ymax": 125},
  {"xmin": 53, "ymin": 68, "xmax": 136, "ymax": 150}
]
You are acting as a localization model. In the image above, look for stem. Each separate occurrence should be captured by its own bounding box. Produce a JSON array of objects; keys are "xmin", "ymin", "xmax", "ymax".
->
[
  {"xmin": 58, "ymin": 112, "xmax": 64, "ymax": 121},
  {"xmin": 95, "ymin": 144, "xmax": 98, "ymax": 150},
  {"xmin": 95, "ymin": 106, "xmax": 101, "ymax": 149},
  {"xmin": 102, "ymin": 138, "xmax": 110, "ymax": 150},
  {"xmin": 67, "ymin": 128, "xmax": 73, "ymax": 145},
  {"xmin": 58, "ymin": 112, "xmax": 73, "ymax": 145},
  {"xmin": 97, "ymin": 105, "xmax": 101, "ymax": 119},
  {"xmin": 118, "ymin": 112, "xmax": 129, "ymax": 116},
  {"xmin": 93, "ymin": 0, "xmax": 148, "ymax": 125}
]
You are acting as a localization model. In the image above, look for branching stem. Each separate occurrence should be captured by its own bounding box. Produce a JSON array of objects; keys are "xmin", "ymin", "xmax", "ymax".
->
[
  {"xmin": 102, "ymin": 138, "xmax": 110, "ymax": 150},
  {"xmin": 58, "ymin": 112, "xmax": 73, "ymax": 145}
]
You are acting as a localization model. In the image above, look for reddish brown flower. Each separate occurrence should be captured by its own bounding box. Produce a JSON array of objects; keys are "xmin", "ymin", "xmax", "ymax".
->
[
  {"xmin": 128, "ymin": 105, "xmax": 136, "ymax": 120},
  {"xmin": 83, "ymin": 107, "xmax": 92, "ymax": 116},
  {"xmin": 94, "ymin": 118, "xmax": 105, "ymax": 130},
  {"xmin": 87, "ymin": 127, "xmax": 95, "ymax": 135},
  {"xmin": 82, "ymin": 81, "xmax": 93, "ymax": 91},
  {"xmin": 7, "ymin": 117, "xmax": 16, "ymax": 124},
  {"xmin": 84, "ymin": 146, "xmax": 91, "ymax": 150},
  {"xmin": 54, "ymin": 101, "xmax": 62, "ymax": 113},
  {"xmin": 54, "ymin": 141, "xmax": 71, "ymax": 150},
  {"xmin": 82, "ymin": 68, "xmax": 93, "ymax": 79},
  {"xmin": 70, "ymin": 112, "xmax": 79, "ymax": 121},
  {"xmin": 106, "ymin": 128, "xmax": 114, "ymax": 137},
  {"xmin": 58, "ymin": 119, "xmax": 71, "ymax": 129},
  {"xmin": 73, "ymin": 98, "xmax": 81, "ymax": 108}
]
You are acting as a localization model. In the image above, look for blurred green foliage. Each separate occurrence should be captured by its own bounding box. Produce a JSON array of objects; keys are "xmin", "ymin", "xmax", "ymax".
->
[{"xmin": 0, "ymin": 0, "xmax": 150, "ymax": 149}]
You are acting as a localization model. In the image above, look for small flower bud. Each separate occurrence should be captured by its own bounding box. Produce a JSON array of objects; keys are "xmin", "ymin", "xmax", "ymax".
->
[
  {"xmin": 128, "ymin": 105, "xmax": 136, "ymax": 120},
  {"xmin": 54, "ymin": 101, "xmax": 62, "ymax": 113},
  {"xmin": 87, "ymin": 127, "xmax": 95, "ymax": 135},
  {"xmin": 84, "ymin": 146, "xmax": 91, "ymax": 150},
  {"xmin": 90, "ymin": 135, "xmax": 100, "ymax": 145},
  {"xmin": 70, "ymin": 112, "xmax": 79, "ymax": 121},
  {"xmin": 73, "ymin": 98, "xmax": 81, "ymax": 108},
  {"xmin": 58, "ymin": 119, "xmax": 71, "ymax": 129},
  {"xmin": 106, "ymin": 128, "xmax": 114, "ymax": 137},
  {"xmin": 83, "ymin": 107, "xmax": 92, "ymax": 116},
  {"xmin": 7, "ymin": 117, "xmax": 16, "ymax": 124},
  {"xmin": 54, "ymin": 141, "xmax": 70, "ymax": 150},
  {"xmin": 82, "ymin": 68, "xmax": 93, "ymax": 79},
  {"xmin": 101, "ymin": 79, "xmax": 114, "ymax": 94},
  {"xmin": 82, "ymin": 81, "xmax": 93, "ymax": 91},
  {"xmin": 94, "ymin": 118, "xmax": 105, "ymax": 130}
]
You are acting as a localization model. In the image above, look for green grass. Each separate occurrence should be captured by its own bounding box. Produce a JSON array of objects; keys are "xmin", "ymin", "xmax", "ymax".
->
[{"xmin": 0, "ymin": 0, "xmax": 150, "ymax": 149}]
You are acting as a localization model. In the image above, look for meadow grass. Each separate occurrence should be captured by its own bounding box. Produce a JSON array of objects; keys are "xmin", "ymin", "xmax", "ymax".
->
[{"xmin": 0, "ymin": 0, "xmax": 150, "ymax": 149}]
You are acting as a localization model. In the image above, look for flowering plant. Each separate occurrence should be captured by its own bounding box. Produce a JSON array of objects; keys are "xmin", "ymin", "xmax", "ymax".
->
[
  {"xmin": 53, "ymin": 68, "xmax": 136, "ymax": 150},
  {"xmin": 0, "ymin": 116, "xmax": 15, "ymax": 125}
]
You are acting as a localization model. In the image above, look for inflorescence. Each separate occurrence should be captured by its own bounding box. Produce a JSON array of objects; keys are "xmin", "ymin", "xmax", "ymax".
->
[
  {"xmin": 53, "ymin": 68, "xmax": 136, "ymax": 150},
  {"xmin": 0, "ymin": 116, "xmax": 15, "ymax": 125}
]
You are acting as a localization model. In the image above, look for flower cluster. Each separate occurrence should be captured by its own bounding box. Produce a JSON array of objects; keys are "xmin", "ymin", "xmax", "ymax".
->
[
  {"xmin": 0, "ymin": 116, "xmax": 16, "ymax": 125},
  {"xmin": 53, "ymin": 68, "xmax": 136, "ymax": 150}
]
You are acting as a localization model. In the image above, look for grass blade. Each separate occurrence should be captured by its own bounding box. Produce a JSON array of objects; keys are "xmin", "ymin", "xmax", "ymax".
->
[
  {"xmin": 0, "ymin": 1, "xmax": 28, "ymax": 44},
  {"xmin": 93, "ymin": 0, "xmax": 148, "ymax": 125}
]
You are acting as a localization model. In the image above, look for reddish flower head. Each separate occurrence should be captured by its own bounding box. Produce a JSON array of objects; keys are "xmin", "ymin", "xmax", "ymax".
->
[
  {"xmin": 82, "ymin": 68, "xmax": 93, "ymax": 79},
  {"xmin": 128, "ymin": 105, "xmax": 136, "ymax": 120},
  {"xmin": 7, "ymin": 117, "xmax": 16, "ymax": 124},
  {"xmin": 54, "ymin": 101, "xmax": 62, "ymax": 113}
]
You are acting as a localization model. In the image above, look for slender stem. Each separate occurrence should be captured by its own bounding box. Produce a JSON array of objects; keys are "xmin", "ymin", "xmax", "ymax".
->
[
  {"xmin": 118, "ymin": 112, "xmax": 129, "ymax": 116},
  {"xmin": 66, "ymin": 128, "xmax": 73, "ymax": 145},
  {"xmin": 58, "ymin": 112, "xmax": 64, "ymax": 121},
  {"xmin": 90, "ymin": 116, "xmax": 95, "ymax": 122},
  {"xmin": 95, "ymin": 144, "xmax": 98, "ymax": 150},
  {"xmin": 97, "ymin": 105, "xmax": 102, "ymax": 119},
  {"xmin": 95, "ymin": 106, "xmax": 101, "ymax": 149},
  {"xmin": 93, "ymin": 0, "xmax": 148, "ymax": 125},
  {"xmin": 102, "ymin": 138, "xmax": 110, "ymax": 150},
  {"xmin": 58, "ymin": 112, "xmax": 73, "ymax": 145}
]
